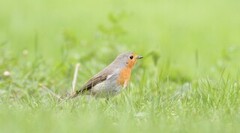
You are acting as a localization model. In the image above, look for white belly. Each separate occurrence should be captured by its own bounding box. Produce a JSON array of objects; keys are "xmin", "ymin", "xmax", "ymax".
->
[{"xmin": 90, "ymin": 81, "xmax": 122, "ymax": 98}]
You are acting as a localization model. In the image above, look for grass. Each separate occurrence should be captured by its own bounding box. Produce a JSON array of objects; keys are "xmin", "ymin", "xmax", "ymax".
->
[{"xmin": 1, "ymin": 0, "xmax": 240, "ymax": 133}]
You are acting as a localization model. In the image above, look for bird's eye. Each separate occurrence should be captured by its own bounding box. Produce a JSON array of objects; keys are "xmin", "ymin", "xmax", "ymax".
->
[{"xmin": 129, "ymin": 55, "xmax": 133, "ymax": 59}]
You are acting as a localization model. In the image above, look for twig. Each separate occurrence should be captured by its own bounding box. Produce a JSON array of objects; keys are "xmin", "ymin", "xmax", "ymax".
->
[{"xmin": 72, "ymin": 63, "xmax": 80, "ymax": 95}]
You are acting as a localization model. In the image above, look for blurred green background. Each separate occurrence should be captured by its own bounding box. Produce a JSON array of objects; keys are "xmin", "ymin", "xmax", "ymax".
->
[
  {"xmin": 1, "ymin": 0, "xmax": 240, "ymax": 133},
  {"xmin": 1, "ymin": 0, "xmax": 240, "ymax": 77}
]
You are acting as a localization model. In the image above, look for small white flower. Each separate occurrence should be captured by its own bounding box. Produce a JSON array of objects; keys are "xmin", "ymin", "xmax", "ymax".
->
[{"xmin": 3, "ymin": 71, "xmax": 11, "ymax": 77}]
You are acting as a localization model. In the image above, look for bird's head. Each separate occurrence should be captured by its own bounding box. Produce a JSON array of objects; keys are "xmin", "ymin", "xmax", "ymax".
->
[{"xmin": 114, "ymin": 52, "xmax": 143, "ymax": 69}]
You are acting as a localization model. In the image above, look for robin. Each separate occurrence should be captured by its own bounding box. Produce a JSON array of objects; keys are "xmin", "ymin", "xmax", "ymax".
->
[{"xmin": 71, "ymin": 52, "xmax": 143, "ymax": 98}]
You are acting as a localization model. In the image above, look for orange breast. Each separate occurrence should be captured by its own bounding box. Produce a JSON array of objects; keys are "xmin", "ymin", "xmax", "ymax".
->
[{"xmin": 117, "ymin": 67, "xmax": 132, "ymax": 87}]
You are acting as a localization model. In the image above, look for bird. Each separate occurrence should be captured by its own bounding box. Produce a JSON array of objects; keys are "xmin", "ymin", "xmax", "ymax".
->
[{"xmin": 71, "ymin": 52, "xmax": 143, "ymax": 99}]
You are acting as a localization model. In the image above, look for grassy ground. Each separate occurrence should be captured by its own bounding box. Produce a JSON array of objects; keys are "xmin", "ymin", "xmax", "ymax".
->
[{"xmin": 1, "ymin": 0, "xmax": 240, "ymax": 133}]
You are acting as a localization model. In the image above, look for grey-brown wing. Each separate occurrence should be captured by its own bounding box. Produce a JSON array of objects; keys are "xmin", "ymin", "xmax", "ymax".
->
[
  {"xmin": 69, "ymin": 75, "xmax": 107, "ymax": 98},
  {"xmin": 74, "ymin": 63, "xmax": 115, "ymax": 95},
  {"xmin": 76, "ymin": 75, "xmax": 107, "ymax": 94}
]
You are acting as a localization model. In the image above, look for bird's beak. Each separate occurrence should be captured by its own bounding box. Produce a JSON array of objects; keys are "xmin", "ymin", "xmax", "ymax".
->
[{"xmin": 136, "ymin": 55, "xmax": 143, "ymax": 59}]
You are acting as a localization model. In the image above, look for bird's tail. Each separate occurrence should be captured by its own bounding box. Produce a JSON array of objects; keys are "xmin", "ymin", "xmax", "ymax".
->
[{"xmin": 68, "ymin": 91, "xmax": 79, "ymax": 99}]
